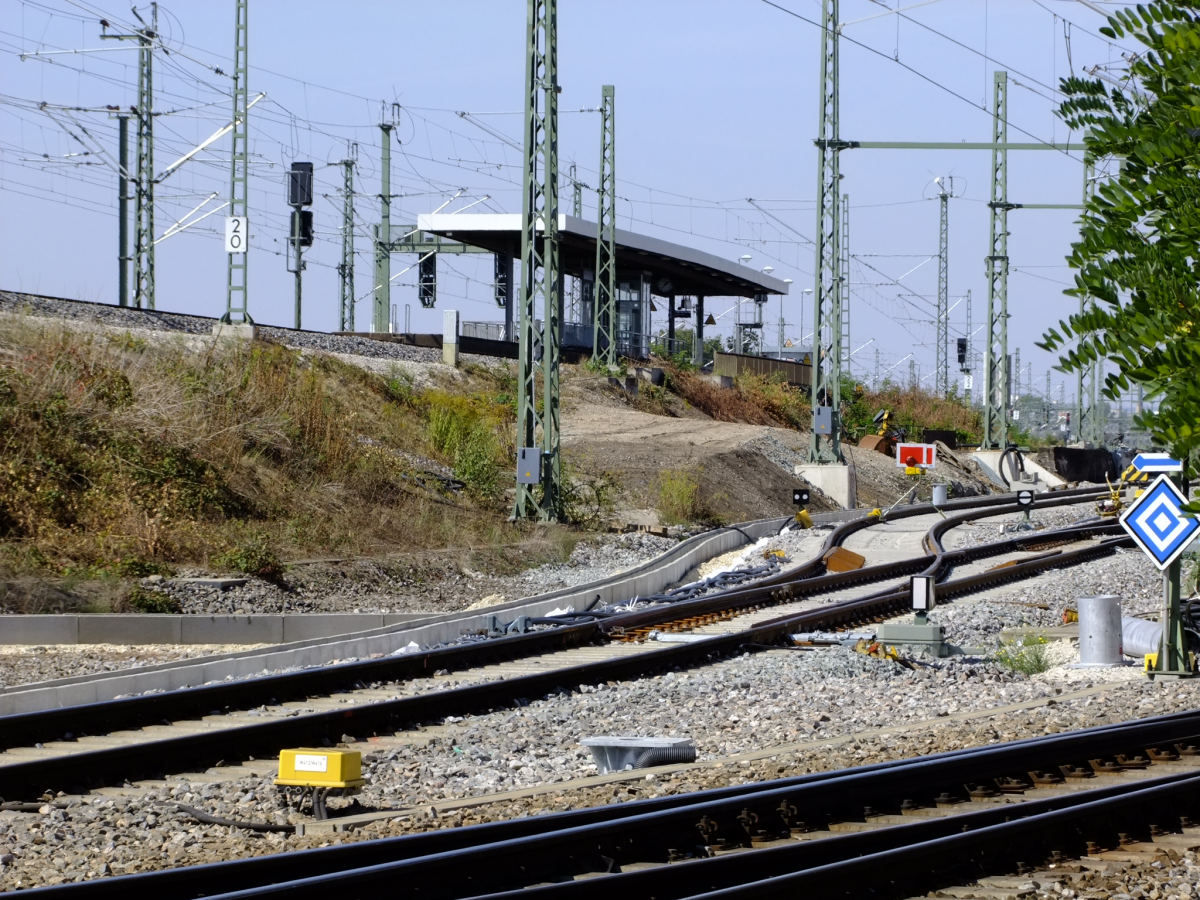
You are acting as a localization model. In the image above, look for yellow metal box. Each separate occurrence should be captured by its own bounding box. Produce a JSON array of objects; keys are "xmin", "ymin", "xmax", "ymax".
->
[{"xmin": 274, "ymin": 748, "xmax": 364, "ymax": 788}]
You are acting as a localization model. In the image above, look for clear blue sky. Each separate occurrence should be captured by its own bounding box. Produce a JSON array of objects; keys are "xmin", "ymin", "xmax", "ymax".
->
[{"xmin": 0, "ymin": 0, "xmax": 1137, "ymax": 399}]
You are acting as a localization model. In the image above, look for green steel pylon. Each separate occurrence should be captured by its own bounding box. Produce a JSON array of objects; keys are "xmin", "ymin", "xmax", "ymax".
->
[
  {"xmin": 514, "ymin": 0, "xmax": 562, "ymax": 522},
  {"xmin": 373, "ymin": 121, "xmax": 393, "ymax": 333},
  {"xmin": 338, "ymin": 154, "xmax": 356, "ymax": 332},
  {"xmin": 593, "ymin": 84, "xmax": 616, "ymax": 370},
  {"xmin": 981, "ymin": 71, "xmax": 1011, "ymax": 450},
  {"xmin": 223, "ymin": 0, "xmax": 250, "ymax": 323},
  {"xmin": 809, "ymin": 0, "xmax": 843, "ymax": 463}
]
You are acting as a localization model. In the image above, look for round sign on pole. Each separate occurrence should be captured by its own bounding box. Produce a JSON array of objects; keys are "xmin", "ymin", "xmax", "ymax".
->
[{"xmin": 1017, "ymin": 489, "xmax": 1034, "ymax": 508}]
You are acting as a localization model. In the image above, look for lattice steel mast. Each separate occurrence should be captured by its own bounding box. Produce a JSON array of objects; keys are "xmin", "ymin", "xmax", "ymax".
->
[
  {"xmin": 981, "ymin": 71, "xmax": 1011, "ymax": 449},
  {"xmin": 593, "ymin": 84, "xmax": 616, "ymax": 370},
  {"xmin": 224, "ymin": 0, "xmax": 250, "ymax": 322},
  {"xmin": 102, "ymin": 4, "xmax": 157, "ymax": 309},
  {"xmin": 840, "ymin": 193, "xmax": 850, "ymax": 375},
  {"xmin": 514, "ymin": 0, "xmax": 562, "ymax": 521},
  {"xmin": 338, "ymin": 153, "xmax": 356, "ymax": 332},
  {"xmin": 936, "ymin": 177, "xmax": 950, "ymax": 396},
  {"xmin": 1076, "ymin": 154, "xmax": 1100, "ymax": 444},
  {"xmin": 373, "ymin": 120, "xmax": 394, "ymax": 333},
  {"xmin": 809, "ymin": 0, "xmax": 844, "ymax": 463}
]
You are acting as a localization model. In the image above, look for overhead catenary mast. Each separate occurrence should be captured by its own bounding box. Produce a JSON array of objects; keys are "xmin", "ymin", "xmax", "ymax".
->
[{"xmin": 223, "ymin": 0, "xmax": 250, "ymax": 324}]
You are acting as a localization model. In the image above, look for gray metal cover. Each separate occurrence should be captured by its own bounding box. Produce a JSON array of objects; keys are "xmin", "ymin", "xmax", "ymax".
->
[
  {"xmin": 814, "ymin": 405, "xmax": 833, "ymax": 434},
  {"xmin": 517, "ymin": 448, "xmax": 541, "ymax": 484}
]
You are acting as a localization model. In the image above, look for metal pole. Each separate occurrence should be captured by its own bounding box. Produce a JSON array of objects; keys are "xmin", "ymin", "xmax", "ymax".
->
[
  {"xmin": 374, "ymin": 122, "xmax": 393, "ymax": 334},
  {"xmin": 981, "ymin": 71, "xmax": 1010, "ymax": 449},
  {"xmin": 963, "ymin": 288, "xmax": 973, "ymax": 405},
  {"xmin": 694, "ymin": 296, "xmax": 705, "ymax": 367},
  {"xmin": 117, "ymin": 114, "xmax": 129, "ymax": 308},
  {"xmin": 338, "ymin": 156, "xmax": 355, "ymax": 332},
  {"xmin": 936, "ymin": 179, "xmax": 950, "ymax": 396},
  {"xmin": 292, "ymin": 217, "xmax": 302, "ymax": 329},
  {"xmin": 514, "ymin": 0, "xmax": 562, "ymax": 521},
  {"xmin": 810, "ymin": 0, "xmax": 843, "ymax": 463},
  {"xmin": 223, "ymin": 0, "xmax": 249, "ymax": 323},
  {"xmin": 593, "ymin": 84, "xmax": 616, "ymax": 369}
]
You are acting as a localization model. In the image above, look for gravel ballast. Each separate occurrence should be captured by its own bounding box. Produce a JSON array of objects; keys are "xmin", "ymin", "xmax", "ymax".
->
[{"xmin": 0, "ymin": 546, "xmax": 1190, "ymax": 890}]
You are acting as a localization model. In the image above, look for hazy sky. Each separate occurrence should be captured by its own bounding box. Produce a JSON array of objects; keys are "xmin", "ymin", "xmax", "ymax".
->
[{"xmin": 0, "ymin": 0, "xmax": 1137, "ymax": 397}]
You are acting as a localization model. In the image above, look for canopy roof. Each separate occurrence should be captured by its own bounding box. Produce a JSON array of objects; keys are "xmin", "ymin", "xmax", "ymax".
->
[{"xmin": 415, "ymin": 213, "xmax": 790, "ymax": 299}]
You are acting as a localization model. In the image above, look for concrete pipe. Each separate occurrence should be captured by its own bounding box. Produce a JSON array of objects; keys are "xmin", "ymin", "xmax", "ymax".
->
[{"xmin": 1077, "ymin": 595, "xmax": 1123, "ymax": 667}]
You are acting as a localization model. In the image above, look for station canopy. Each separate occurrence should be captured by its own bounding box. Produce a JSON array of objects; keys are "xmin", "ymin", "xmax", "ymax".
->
[{"xmin": 415, "ymin": 213, "xmax": 791, "ymax": 299}]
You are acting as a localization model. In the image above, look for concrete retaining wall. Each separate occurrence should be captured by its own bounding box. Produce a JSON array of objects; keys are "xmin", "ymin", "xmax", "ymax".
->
[
  {"xmin": 0, "ymin": 514, "xmax": 830, "ymax": 715},
  {"xmin": 0, "ymin": 614, "xmax": 430, "ymax": 647}
]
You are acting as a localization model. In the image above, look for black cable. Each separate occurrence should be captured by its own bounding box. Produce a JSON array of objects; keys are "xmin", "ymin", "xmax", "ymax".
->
[{"xmin": 167, "ymin": 802, "xmax": 295, "ymax": 834}]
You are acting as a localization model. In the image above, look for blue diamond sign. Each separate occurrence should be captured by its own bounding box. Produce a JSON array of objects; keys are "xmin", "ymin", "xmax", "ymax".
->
[{"xmin": 1119, "ymin": 474, "xmax": 1200, "ymax": 570}]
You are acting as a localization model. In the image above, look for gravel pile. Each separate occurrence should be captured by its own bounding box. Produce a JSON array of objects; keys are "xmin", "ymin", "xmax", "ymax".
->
[
  {"xmin": 4, "ymin": 672, "xmax": 1197, "ymax": 889},
  {"xmin": 134, "ymin": 532, "xmax": 680, "ymax": 616},
  {"xmin": 0, "ymin": 644, "xmax": 268, "ymax": 690}
]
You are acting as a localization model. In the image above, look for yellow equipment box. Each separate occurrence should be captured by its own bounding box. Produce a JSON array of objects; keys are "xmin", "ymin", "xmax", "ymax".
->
[
  {"xmin": 1144, "ymin": 653, "xmax": 1158, "ymax": 672},
  {"xmin": 274, "ymin": 748, "xmax": 365, "ymax": 788}
]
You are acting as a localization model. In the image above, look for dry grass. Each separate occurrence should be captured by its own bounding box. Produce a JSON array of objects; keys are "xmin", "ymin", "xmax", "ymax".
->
[
  {"xmin": 844, "ymin": 383, "xmax": 981, "ymax": 444},
  {"xmin": 669, "ymin": 371, "xmax": 778, "ymax": 425},
  {"xmin": 0, "ymin": 317, "xmax": 542, "ymax": 582}
]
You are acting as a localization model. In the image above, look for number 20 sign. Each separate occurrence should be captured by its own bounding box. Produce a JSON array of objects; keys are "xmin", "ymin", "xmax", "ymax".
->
[{"xmin": 225, "ymin": 216, "xmax": 248, "ymax": 254}]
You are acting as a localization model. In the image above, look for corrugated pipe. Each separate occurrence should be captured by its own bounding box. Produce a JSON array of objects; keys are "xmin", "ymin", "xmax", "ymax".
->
[
  {"xmin": 1122, "ymin": 616, "xmax": 1162, "ymax": 659},
  {"xmin": 633, "ymin": 744, "xmax": 697, "ymax": 769}
]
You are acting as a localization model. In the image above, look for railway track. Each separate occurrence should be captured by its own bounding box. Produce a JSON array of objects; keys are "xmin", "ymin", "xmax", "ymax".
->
[
  {"xmin": 0, "ymin": 489, "xmax": 1113, "ymax": 805},
  {"xmin": 29, "ymin": 694, "xmax": 1200, "ymax": 898}
]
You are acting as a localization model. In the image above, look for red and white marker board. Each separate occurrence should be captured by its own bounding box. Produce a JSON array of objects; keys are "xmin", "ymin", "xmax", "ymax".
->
[{"xmin": 895, "ymin": 443, "xmax": 937, "ymax": 468}]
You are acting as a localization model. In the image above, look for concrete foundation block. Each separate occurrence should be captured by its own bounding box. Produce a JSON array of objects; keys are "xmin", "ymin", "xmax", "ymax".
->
[
  {"xmin": 212, "ymin": 323, "xmax": 257, "ymax": 340},
  {"xmin": 795, "ymin": 463, "xmax": 856, "ymax": 509}
]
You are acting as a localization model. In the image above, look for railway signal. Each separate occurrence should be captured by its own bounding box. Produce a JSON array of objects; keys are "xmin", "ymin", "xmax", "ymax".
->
[{"xmin": 896, "ymin": 442, "xmax": 937, "ymax": 476}]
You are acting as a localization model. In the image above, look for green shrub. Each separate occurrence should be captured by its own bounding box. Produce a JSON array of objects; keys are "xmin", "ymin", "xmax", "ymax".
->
[
  {"xmin": 453, "ymin": 427, "xmax": 501, "ymax": 497},
  {"xmin": 656, "ymin": 468, "xmax": 703, "ymax": 525},
  {"xmin": 993, "ymin": 634, "xmax": 1051, "ymax": 676},
  {"xmin": 126, "ymin": 585, "xmax": 181, "ymax": 614},
  {"xmin": 213, "ymin": 534, "xmax": 285, "ymax": 582}
]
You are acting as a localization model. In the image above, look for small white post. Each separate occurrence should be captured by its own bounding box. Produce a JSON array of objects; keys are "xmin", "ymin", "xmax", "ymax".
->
[{"xmin": 443, "ymin": 309, "xmax": 460, "ymax": 366}]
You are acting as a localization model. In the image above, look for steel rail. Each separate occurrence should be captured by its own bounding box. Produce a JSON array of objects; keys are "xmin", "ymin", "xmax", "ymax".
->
[
  {"xmin": 480, "ymin": 771, "xmax": 1200, "ymax": 900},
  {"xmin": 0, "ymin": 493, "xmax": 1114, "ymax": 800}
]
